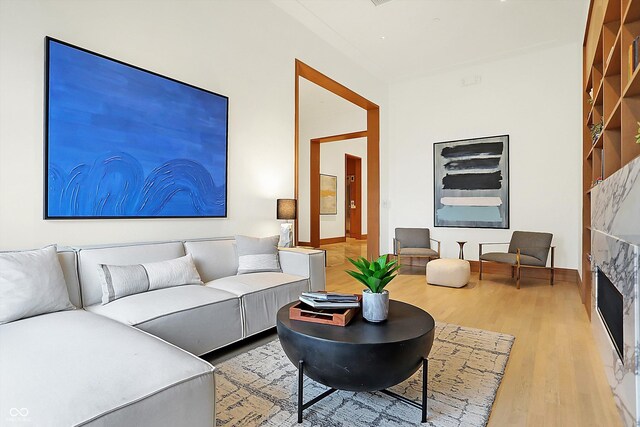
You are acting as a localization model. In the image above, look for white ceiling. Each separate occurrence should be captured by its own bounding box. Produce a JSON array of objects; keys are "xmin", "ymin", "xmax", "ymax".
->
[{"xmin": 273, "ymin": 0, "xmax": 589, "ymax": 83}]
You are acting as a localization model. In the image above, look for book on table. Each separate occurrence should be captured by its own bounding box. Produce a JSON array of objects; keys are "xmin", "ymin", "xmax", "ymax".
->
[
  {"xmin": 300, "ymin": 292, "xmax": 359, "ymax": 302},
  {"xmin": 298, "ymin": 295, "xmax": 360, "ymax": 309}
]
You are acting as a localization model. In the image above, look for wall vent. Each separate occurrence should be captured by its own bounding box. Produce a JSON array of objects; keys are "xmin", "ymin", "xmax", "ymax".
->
[{"xmin": 371, "ymin": 0, "xmax": 393, "ymax": 6}]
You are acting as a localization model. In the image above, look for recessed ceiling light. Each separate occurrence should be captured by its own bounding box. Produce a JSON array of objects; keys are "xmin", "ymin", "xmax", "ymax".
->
[
  {"xmin": 380, "ymin": 36, "xmax": 386, "ymax": 40},
  {"xmin": 433, "ymin": 17, "xmax": 441, "ymax": 22}
]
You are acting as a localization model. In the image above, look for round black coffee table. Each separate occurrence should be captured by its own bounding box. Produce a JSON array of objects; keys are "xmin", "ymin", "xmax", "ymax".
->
[{"xmin": 276, "ymin": 300, "xmax": 435, "ymax": 423}]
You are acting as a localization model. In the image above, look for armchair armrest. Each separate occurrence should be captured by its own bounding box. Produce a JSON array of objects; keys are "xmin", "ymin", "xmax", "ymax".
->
[
  {"xmin": 278, "ymin": 248, "xmax": 326, "ymax": 291},
  {"xmin": 478, "ymin": 242, "xmax": 510, "ymax": 256},
  {"xmin": 429, "ymin": 238, "xmax": 441, "ymax": 256}
]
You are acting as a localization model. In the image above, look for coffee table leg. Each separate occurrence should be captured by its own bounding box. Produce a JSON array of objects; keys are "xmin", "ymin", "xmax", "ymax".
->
[
  {"xmin": 422, "ymin": 358, "xmax": 428, "ymax": 423},
  {"xmin": 298, "ymin": 360, "xmax": 304, "ymax": 423}
]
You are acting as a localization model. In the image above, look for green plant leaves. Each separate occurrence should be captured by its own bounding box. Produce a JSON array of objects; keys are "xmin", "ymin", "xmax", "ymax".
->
[{"xmin": 345, "ymin": 254, "xmax": 399, "ymax": 293}]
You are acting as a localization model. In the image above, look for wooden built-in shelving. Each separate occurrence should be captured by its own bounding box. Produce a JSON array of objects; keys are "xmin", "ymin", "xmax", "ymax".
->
[{"xmin": 583, "ymin": 0, "xmax": 640, "ymax": 317}]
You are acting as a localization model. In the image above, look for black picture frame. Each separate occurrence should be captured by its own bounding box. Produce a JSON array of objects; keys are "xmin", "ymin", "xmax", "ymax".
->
[
  {"xmin": 433, "ymin": 135, "xmax": 510, "ymax": 229},
  {"xmin": 43, "ymin": 36, "xmax": 229, "ymax": 220}
]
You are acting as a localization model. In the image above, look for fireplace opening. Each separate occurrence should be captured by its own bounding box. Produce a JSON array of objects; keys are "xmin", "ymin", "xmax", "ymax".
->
[{"xmin": 597, "ymin": 268, "xmax": 624, "ymax": 361}]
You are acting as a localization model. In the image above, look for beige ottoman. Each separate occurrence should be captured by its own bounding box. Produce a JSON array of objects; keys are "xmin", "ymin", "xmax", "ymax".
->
[{"xmin": 426, "ymin": 258, "xmax": 470, "ymax": 288}]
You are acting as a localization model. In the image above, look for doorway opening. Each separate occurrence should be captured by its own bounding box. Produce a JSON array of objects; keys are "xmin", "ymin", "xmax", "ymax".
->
[
  {"xmin": 294, "ymin": 60, "xmax": 380, "ymax": 260},
  {"xmin": 345, "ymin": 154, "xmax": 363, "ymax": 240}
]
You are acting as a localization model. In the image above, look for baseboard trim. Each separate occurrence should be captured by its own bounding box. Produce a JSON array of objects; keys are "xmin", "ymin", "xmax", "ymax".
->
[
  {"xmin": 469, "ymin": 260, "xmax": 579, "ymax": 283},
  {"xmin": 297, "ymin": 237, "xmax": 347, "ymax": 246},
  {"xmin": 320, "ymin": 236, "xmax": 346, "ymax": 245}
]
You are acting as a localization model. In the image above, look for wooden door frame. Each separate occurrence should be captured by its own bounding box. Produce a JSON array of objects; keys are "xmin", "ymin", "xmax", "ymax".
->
[
  {"xmin": 345, "ymin": 154, "xmax": 363, "ymax": 240},
  {"xmin": 307, "ymin": 132, "xmax": 365, "ymax": 247},
  {"xmin": 295, "ymin": 59, "xmax": 380, "ymax": 259}
]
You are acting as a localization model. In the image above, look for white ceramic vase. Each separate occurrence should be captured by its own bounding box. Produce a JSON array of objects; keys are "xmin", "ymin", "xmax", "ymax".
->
[{"xmin": 362, "ymin": 289, "xmax": 389, "ymax": 322}]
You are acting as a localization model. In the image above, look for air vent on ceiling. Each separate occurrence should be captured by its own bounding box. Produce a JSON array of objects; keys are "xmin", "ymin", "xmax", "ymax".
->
[{"xmin": 371, "ymin": 0, "xmax": 393, "ymax": 6}]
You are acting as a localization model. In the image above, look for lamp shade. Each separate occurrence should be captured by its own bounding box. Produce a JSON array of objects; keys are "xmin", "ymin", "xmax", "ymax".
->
[{"xmin": 277, "ymin": 199, "xmax": 297, "ymax": 220}]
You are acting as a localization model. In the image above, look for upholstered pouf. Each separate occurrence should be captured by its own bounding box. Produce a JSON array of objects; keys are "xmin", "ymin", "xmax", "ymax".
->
[{"xmin": 426, "ymin": 258, "xmax": 470, "ymax": 288}]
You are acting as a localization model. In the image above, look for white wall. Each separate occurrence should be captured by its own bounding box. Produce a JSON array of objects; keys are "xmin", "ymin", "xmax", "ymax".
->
[
  {"xmin": 0, "ymin": 0, "xmax": 387, "ymax": 250},
  {"xmin": 319, "ymin": 139, "xmax": 367, "ymax": 239},
  {"xmin": 298, "ymin": 79, "xmax": 367, "ymax": 242},
  {"xmin": 388, "ymin": 43, "xmax": 582, "ymax": 269}
]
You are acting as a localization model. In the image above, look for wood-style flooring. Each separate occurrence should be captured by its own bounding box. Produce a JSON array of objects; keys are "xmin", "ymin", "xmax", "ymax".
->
[{"xmin": 321, "ymin": 238, "xmax": 621, "ymax": 427}]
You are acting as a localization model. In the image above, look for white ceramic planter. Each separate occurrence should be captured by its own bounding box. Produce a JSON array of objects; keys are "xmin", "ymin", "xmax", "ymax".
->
[{"xmin": 362, "ymin": 289, "xmax": 389, "ymax": 322}]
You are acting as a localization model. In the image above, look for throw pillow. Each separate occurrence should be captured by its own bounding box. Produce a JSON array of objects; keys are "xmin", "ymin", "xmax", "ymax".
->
[
  {"xmin": 0, "ymin": 245, "xmax": 75, "ymax": 325},
  {"xmin": 235, "ymin": 235, "xmax": 281, "ymax": 275},
  {"xmin": 98, "ymin": 254, "xmax": 203, "ymax": 304},
  {"xmin": 98, "ymin": 264, "xmax": 150, "ymax": 305},
  {"xmin": 144, "ymin": 254, "xmax": 203, "ymax": 291}
]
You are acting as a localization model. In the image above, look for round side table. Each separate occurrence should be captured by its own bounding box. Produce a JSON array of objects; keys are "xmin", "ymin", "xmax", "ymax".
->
[{"xmin": 457, "ymin": 241, "xmax": 467, "ymax": 260}]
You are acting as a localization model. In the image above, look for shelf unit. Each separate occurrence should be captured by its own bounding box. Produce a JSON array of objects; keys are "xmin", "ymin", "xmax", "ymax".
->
[{"xmin": 583, "ymin": 0, "xmax": 640, "ymax": 317}]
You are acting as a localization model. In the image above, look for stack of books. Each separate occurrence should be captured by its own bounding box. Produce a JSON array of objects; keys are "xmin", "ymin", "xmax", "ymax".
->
[{"xmin": 298, "ymin": 292, "xmax": 360, "ymax": 309}]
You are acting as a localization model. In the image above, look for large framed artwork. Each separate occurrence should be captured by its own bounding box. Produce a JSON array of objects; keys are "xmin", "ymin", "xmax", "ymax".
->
[
  {"xmin": 45, "ymin": 37, "xmax": 228, "ymax": 218},
  {"xmin": 433, "ymin": 135, "xmax": 509, "ymax": 229},
  {"xmin": 319, "ymin": 174, "xmax": 337, "ymax": 215}
]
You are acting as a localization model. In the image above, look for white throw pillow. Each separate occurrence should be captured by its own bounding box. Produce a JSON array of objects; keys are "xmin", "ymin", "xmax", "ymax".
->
[
  {"xmin": 98, "ymin": 254, "xmax": 203, "ymax": 305},
  {"xmin": 0, "ymin": 245, "xmax": 75, "ymax": 325},
  {"xmin": 144, "ymin": 254, "xmax": 203, "ymax": 291},
  {"xmin": 98, "ymin": 264, "xmax": 149, "ymax": 305},
  {"xmin": 235, "ymin": 235, "xmax": 281, "ymax": 275}
]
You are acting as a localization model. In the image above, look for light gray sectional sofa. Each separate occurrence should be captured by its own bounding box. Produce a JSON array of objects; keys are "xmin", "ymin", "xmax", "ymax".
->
[{"xmin": 0, "ymin": 238, "xmax": 325, "ymax": 427}]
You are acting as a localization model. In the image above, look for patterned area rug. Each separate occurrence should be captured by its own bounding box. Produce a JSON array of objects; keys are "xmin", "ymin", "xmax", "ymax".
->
[{"xmin": 215, "ymin": 323, "xmax": 514, "ymax": 426}]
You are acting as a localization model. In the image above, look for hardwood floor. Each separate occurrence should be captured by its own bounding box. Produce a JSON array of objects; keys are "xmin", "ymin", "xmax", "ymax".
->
[{"xmin": 321, "ymin": 239, "xmax": 621, "ymax": 426}]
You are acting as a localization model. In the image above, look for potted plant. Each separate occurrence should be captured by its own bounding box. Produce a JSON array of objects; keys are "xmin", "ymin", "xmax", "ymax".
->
[{"xmin": 346, "ymin": 255, "xmax": 400, "ymax": 322}]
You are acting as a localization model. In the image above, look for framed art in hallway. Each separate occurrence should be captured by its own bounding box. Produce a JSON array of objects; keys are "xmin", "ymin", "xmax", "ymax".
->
[
  {"xmin": 44, "ymin": 37, "xmax": 228, "ymax": 219},
  {"xmin": 319, "ymin": 174, "xmax": 337, "ymax": 215},
  {"xmin": 433, "ymin": 135, "xmax": 509, "ymax": 229}
]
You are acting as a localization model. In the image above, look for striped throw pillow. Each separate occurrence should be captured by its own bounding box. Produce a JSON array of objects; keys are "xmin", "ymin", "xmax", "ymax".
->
[
  {"xmin": 235, "ymin": 235, "xmax": 281, "ymax": 275},
  {"xmin": 97, "ymin": 254, "xmax": 203, "ymax": 305}
]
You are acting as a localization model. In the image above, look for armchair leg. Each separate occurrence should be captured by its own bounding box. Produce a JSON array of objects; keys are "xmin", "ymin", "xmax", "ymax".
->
[
  {"xmin": 516, "ymin": 265, "xmax": 521, "ymax": 290},
  {"xmin": 511, "ymin": 266, "xmax": 515, "ymax": 278},
  {"xmin": 479, "ymin": 259, "xmax": 483, "ymax": 280},
  {"xmin": 550, "ymin": 267, "xmax": 555, "ymax": 286}
]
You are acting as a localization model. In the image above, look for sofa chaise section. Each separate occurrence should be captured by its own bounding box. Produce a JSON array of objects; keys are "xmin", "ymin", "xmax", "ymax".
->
[
  {"xmin": 76, "ymin": 241, "xmax": 243, "ymax": 356},
  {"xmin": 0, "ymin": 310, "xmax": 214, "ymax": 427}
]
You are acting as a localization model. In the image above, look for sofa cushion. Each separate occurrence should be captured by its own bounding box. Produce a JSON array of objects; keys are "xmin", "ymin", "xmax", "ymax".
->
[
  {"xmin": 184, "ymin": 238, "xmax": 239, "ymax": 282},
  {"xmin": 57, "ymin": 248, "xmax": 82, "ymax": 308},
  {"xmin": 235, "ymin": 235, "xmax": 281, "ymax": 274},
  {"xmin": 0, "ymin": 246, "xmax": 75, "ymax": 325},
  {"xmin": 86, "ymin": 285, "xmax": 242, "ymax": 355},
  {"xmin": 0, "ymin": 310, "xmax": 215, "ymax": 426},
  {"xmin": 207, "ymin": 272, "xmax": 308, "ymax": 336},
  {"xmin": 77, "ymin": 241, "xmax": 185, "ymax": 307}
]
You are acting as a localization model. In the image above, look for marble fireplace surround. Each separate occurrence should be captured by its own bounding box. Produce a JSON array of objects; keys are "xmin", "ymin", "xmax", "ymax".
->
[{"xmin": 591, "ymin": 155, "xmax": 640, "ymax": 426}]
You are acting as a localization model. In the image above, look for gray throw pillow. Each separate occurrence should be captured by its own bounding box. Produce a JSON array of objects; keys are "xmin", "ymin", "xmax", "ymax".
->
[
  {"xmin": 0, "ymin": 245, "xmax": 75, "ymax": 325},
  {"xmin": 98, "ymin": 254, "xmax": 203, "ymax": 305},
  {"xmin": 235, "ymin": 235, "xmax": 281, "ymax": 275}
]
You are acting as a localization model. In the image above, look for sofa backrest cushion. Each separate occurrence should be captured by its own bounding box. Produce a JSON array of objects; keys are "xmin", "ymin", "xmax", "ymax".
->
[
  {"xmin": 0, "ymin": 246, "xmax": 75, "ymax": 324},
  {"xmin": 77, "ymin": 241, "xmax": 185, "ymax": 307},
  {"xmin": 57, "ymin": 248, "xmax": 82, "ymax": 308},
  {"xmin": 183, "ymin": 238, "xmax": 238, "ymax": 282}
]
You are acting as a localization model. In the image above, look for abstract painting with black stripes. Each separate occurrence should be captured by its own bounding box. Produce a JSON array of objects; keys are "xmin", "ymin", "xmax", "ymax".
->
[{"xmin": 434, "ymin": 135, "xmax": 509, "ymax": 228}]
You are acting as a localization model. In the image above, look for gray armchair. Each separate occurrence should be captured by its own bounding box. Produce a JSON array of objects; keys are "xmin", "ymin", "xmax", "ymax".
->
[
  {"xmin": 479, "ymin": 231, "xmax": 554, "ymax": 289},
  {"xmin": 393, "ymin": 228, "xmax": 440, "ymax": 268}
]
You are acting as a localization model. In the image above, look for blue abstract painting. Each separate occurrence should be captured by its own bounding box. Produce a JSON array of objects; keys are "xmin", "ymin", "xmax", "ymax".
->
[
  {"xmin": 45, "ymin": 38, "xmax": 228, "ymax": 218},
  {"xmin": 434, "ymin": 135, "xmax": 509, "ymax": 229}
]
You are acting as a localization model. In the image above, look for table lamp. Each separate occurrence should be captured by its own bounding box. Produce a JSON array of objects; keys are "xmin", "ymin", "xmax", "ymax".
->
[{"xmin": 277, "ymin": 199, "xmax": 296, "ymax": 248}]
